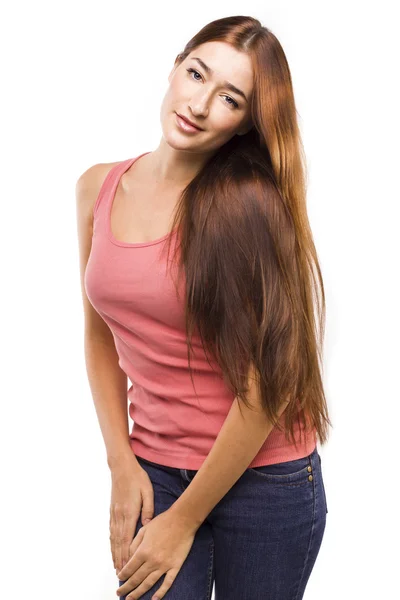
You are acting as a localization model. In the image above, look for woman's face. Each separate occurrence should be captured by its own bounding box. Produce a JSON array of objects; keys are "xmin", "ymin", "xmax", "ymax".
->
[{"xmin": 160, "ymin": 41, "xmax": 254, "ymax": 153}]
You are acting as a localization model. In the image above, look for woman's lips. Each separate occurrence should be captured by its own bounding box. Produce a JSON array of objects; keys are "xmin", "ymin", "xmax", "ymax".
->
[{"xmin": 175, "ymin": 113, "xmax": 203, "ymax": 133}]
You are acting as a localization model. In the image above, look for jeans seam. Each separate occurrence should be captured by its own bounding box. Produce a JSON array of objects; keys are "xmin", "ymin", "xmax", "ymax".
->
[
  {"xmin": 206, "ymin": 540, "xmax": 214, "ymax": 600},
  {"xmin": 292, "ymin": 453, "xmax": 317, "ymax": 600},
  {"xmin": 319, "ymin": 455, "xmax": 328, "ymax": 514}
]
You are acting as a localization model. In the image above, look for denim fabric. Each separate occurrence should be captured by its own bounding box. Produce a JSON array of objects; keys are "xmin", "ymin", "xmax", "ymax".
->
[{"xmin": 118, "ymin": 446, "xmax": 328, "ymax": 599}]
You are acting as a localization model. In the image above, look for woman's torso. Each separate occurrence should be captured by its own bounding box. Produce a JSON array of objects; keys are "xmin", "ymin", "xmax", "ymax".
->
[{"xmin": 84, "ymin": 154, "xmax": 317, "ymax": 470}]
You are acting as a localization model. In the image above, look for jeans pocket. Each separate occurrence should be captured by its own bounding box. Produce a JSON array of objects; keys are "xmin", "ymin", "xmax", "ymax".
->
[{"xmin": 247, "ymin": 454, "xmax": 312, "ymax": 485}]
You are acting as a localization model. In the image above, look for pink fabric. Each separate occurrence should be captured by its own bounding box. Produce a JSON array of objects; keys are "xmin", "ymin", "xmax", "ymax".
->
[{"xmin": 84, "ymin": 153, "xmax": 317, "ymax": 469}]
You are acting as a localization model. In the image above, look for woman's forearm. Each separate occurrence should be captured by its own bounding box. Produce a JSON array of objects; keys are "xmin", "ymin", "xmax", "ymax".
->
[
  {"xmin": 84, "ymin": 335, "xmax": 138, "ymax": 471},
  {"xmin": 170, "ymin": 372, "xmax": 291, "ymax": 530}
]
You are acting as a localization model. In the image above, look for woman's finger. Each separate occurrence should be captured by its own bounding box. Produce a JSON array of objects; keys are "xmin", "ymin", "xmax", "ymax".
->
[
  {"xmin": 119, "ymin": 569, "xmax": 163, "ymax": 600},
  {"xmin": 113, "ymin": 507, "xmax": 139, "ymax": 571},
  {"xmin": 148, "ymin": 568, "xmax": 179, "ymax": 599},
  {"xmin": 121, "ymin": 513, "xmax": 139, "ymax": 569},
  {"xmin": 114, "ymin": 505, "xmax": 126, "ymax": 572}
]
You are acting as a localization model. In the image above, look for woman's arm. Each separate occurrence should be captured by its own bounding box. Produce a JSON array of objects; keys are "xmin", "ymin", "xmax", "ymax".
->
[
  {"xmin": 169, "ymin": 367, "xmax": 291, "ymax": 529},
  {"xmin": 75, "ymin": 164, "xmax": 141, "ymax": 473},
  {"xmin": 83, "ymin": 335, "xmax": 134, "ymax": 471}
]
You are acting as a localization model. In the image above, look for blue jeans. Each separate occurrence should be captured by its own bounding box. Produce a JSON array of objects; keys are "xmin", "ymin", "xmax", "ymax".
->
[{"xmin": 118, "ymin": 445, "xmax": 328, "ymax": 599}]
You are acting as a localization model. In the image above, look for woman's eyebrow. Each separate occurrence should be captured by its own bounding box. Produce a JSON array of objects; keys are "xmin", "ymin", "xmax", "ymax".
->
[{"xmin": 191, "ymin": 56, "xmax": 248, "ymax": 103}]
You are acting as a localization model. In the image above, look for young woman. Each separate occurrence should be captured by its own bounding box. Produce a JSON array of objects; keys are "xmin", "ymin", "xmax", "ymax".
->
[{"xmin": 76, "ymin": 15, "xmax": 331, "ymax": 600}]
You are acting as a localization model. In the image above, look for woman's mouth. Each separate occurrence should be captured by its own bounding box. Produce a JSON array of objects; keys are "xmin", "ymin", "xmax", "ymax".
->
[{"xmin": 175, "ymin": 113, "xmax": 203, "ymax": 133}]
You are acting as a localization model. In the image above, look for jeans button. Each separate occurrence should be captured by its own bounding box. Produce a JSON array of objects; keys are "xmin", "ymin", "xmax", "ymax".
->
[
  {"xmin": 307, "ymin": 466, "xmax": 312, "ymax": 472},
  {"xmin": 308, "ymin": 475, "xmax": 313, "ymax": 481}
]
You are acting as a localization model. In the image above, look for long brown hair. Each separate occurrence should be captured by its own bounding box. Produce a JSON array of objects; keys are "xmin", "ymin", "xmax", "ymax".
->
[{"xmin": 162, "ymin": 15, "xmax": 332, "ymax": 448}]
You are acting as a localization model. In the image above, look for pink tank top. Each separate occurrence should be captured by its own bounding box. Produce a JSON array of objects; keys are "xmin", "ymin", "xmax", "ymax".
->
[{"xmin": 84, "ymin": 153, "xmax": 317, "ymax": 469}]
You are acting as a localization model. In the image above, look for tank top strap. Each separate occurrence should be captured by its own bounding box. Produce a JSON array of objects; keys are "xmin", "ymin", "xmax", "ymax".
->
[{"xmin": 92, "ymin": 157, "xmax": 137, "ymax": 224}]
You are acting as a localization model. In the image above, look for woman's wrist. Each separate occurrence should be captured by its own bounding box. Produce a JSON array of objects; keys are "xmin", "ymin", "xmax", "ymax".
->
[{"xmin": 107, "ymin": 449, "xmax": 141, "ymax": 474}]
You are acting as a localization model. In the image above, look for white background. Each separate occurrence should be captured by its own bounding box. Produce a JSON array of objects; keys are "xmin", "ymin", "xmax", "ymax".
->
[{"xmin": 1, "ymin": 1, "xmax": 399, "ymax": 598}]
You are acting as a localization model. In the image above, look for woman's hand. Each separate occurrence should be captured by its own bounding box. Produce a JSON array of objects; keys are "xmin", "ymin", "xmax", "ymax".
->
[
  {"xmin": 116, "ymin": 508, "xmax": 198, "ymax": 600},
  {"xmin": 109, "ymin": 456, "xmax": 155, "ymax": 575}
]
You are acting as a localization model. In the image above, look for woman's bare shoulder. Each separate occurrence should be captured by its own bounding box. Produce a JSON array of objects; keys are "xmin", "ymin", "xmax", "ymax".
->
[
  {"xmin": 75, "ymin": 160, "xmax": 123, "ymax": 217},
  {"xmin": 76, "ymin": 160, "xmax": 122, "ymax": 192}
]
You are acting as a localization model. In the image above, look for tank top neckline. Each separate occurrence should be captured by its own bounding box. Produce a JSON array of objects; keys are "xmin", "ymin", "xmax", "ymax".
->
[{"xmin": 106, "ymin": 151, "xmax": 178, "ymax": 248}]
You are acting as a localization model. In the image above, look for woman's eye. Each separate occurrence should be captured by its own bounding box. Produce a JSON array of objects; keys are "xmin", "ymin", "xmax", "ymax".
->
[
  {"xmin": 186, "ymin": 68, "xmax": 239, "ymax": 109},
  {"xmin": 186, "ymin": 68, "xmax": 202, "ymax": 81},
  {"xmin": 222, "ymin": 96, "xmax": 239, "ymax": 108}
]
